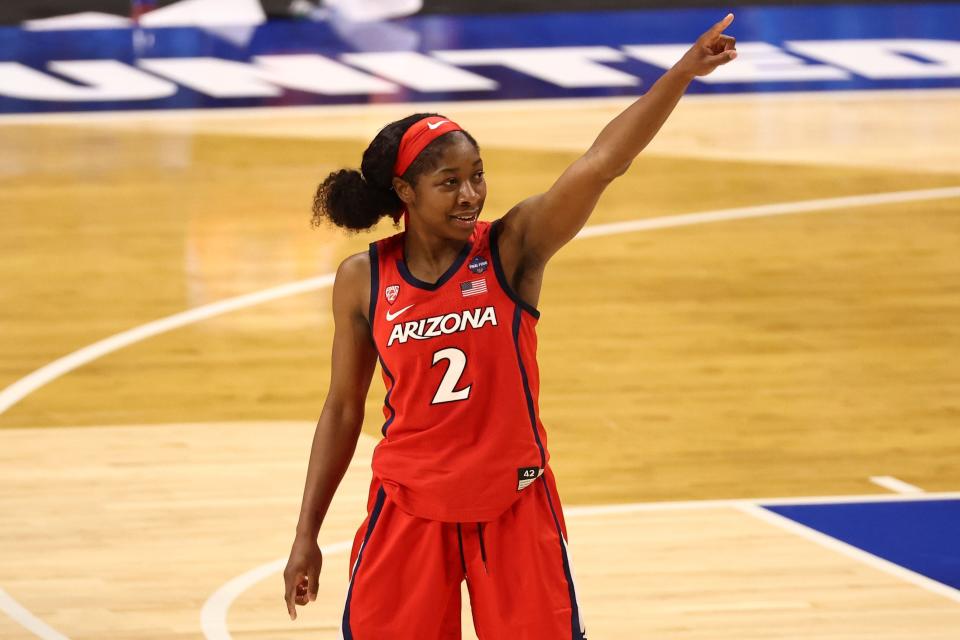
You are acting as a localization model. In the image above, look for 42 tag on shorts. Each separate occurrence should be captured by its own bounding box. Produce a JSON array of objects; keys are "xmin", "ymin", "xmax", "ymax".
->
[{"xmin": 517, "ymin": 466, "xmax": 543, "ymax": 491}]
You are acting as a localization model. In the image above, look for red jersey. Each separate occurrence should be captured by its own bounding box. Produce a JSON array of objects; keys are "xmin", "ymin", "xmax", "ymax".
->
[{"xmin": 367, "ymin": 218, "xmax": 549, "ymax": 522}]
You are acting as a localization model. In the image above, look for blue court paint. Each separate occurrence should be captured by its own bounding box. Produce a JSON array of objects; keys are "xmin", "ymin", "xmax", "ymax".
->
[
  {"xmin": 764, "ymin": 499, "xmax": 960, "ymax": 591},
  {"xmin": 0, "ymin": 3, "xmax": 958, "ymax": 114}
]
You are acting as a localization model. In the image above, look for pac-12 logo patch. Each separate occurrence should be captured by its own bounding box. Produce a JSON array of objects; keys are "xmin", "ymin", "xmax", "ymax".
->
[
  {"xmin": 385, "ymin": 285, "xmax": 400, "ymax": 304},
  {"xmin": 468, "ymin": 255, "xmax": 489, "ymax": 274},
  {"xmin": 517, "ymin": 467, "xmax": 543, "ymax": 491}
]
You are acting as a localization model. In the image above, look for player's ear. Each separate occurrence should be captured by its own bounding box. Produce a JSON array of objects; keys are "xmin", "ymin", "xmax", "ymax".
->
[{"xmin": 392, "ymin": 177, "xmax": 416, "ymax": 206}]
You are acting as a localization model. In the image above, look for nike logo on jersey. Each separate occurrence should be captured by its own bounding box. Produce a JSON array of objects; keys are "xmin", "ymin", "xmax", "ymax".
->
[
  {"xmin": 385, "ymin": 304, "xmax": 415, "ymax": 322},
  {"xmin": 427, "ymin": 120, "xmax": 449, "ymax": 130},
  {"xmin": 387, "ymin": 306, "xmax": 498, "ymax": 347}
]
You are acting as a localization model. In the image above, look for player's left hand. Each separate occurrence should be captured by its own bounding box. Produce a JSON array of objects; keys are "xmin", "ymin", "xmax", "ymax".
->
[{"xmin": 675, "ymin": 13, "xmax": 738, "ymax": 78}]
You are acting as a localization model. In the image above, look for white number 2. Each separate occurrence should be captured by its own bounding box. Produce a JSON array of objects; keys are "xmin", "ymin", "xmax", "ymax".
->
[{"xmin": 431, "ymin": 347, "xmax": 471, "ymax": 404}]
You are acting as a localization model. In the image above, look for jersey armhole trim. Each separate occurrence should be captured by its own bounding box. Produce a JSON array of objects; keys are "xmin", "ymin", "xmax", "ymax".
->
[
  {"xmin": 368, "ymin": 242, "xmax": 379, "ymax": 333},
  {"xmin": 490, "ymin": 218, "xmax": 541, "ymax": 320}
]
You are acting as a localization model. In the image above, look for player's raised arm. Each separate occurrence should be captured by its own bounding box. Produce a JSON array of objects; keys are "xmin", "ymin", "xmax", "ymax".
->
[{"xmin": 502, "ymin": 13, "xmax": 737, "ymax": 264}]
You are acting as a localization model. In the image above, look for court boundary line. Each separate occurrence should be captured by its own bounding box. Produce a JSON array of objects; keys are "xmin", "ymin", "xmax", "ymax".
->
[
  {"xmin": 2, "ymin": 184, "xmax": 959, "ymax": 419},
  {"xmin": 869, "ymin": 475, "xmax": 925, "ymax": 494},
  {"xmin": 1, "ymin": 88, "xmax": 958, "ymax": 126},
  {"xmin": 0, "ymin": 588, "xmax": 69, "ymax": 640},
  {"xmin": 199, "ymin": 541, "xmax": 352, "ymax": 640},
  {"xmin": 564, "ymin": 490, "xmax": 960, "ymax": 515},
  {"xmin": 0, "ymin": 275, "xmax": 334, "ymax": 416},
  {"xmin": 198, "ymin": 490, "xmax": 960, "ymax": 640},
  {"xmin": 737, "ymin": 503, "xmax": 960, "ymax": 605}
]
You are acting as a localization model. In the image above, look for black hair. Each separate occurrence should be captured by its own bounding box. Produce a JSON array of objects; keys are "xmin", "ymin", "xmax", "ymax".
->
[{"xmin": 311, "ymin": 112, "xmax": 479, "ymax": 232}]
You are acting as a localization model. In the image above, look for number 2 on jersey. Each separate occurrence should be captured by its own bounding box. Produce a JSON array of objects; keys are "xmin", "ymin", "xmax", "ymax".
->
[{"xmin": 431, "ymin": 347, "xmax": 471, "ymax": 404}]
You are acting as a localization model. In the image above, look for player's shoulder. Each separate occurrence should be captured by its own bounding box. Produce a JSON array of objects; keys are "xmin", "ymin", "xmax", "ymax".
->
[
  {"xmin": 497, "ymin": 197, "xmax": 534, "ymax": 235},
  {"xmin": 336, "ymin": 251, "xmax": 371, "ymax": 288},
  {"xmin": 487, "ymin": 209, "xmax": 523, "ymax": 259},
  {"xmin": 333, "ymin": 251, "xmax": 373, "ymax": 322}
]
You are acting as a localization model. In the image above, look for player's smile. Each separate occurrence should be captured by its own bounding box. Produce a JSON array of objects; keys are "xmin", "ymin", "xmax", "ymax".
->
[{"xmin": 449, "ymin": 207, "xmax": 480, "ymax": 228}]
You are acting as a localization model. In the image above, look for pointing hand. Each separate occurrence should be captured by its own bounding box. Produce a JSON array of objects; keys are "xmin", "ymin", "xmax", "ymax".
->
[{"xmin": 676, "ymin": 13, "xmax": 738, "ymax": 79}]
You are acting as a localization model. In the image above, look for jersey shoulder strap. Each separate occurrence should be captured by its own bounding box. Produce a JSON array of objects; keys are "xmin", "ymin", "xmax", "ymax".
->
[{"xmin": 367, "ymin": 230, "xmax": 405, "ymax": 331}]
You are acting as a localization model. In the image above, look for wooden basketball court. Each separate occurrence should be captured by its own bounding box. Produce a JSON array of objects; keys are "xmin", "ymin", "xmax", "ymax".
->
[{"xmin": 1, "ymin": 88, "xmax": 959, "ymax": 638}]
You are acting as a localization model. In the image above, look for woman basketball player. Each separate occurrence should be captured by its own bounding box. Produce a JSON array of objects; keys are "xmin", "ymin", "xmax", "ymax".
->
[{"xmin": 284, "ymin": 15, "xmax": 736, "ymax": 639}]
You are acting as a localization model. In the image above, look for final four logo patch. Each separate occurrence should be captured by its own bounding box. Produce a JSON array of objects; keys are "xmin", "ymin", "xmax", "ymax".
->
[
  {"xmin": 385, "ymin": 285, "xmax": 400, "ymax": 304},
  {"xmin": 469, "ymin": 255, "xmax": 489, "ymax": 274}
]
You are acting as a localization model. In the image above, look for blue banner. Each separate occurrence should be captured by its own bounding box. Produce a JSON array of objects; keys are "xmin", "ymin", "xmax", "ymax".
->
[{"xmin": 0, "ymin": 2, "xmax": 958, "ymax": 114}]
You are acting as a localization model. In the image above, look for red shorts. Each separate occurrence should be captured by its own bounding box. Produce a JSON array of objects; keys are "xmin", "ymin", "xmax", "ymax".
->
[{"xmin": 339, "ymin": 465, "xmax": 588, "ymax": 639}]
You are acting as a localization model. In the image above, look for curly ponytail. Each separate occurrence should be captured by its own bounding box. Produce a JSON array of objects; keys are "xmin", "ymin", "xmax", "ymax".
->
[
  {"xmin": 312, "ymin": 168, "xmax": 398, "ymax": 231},
  {"xmin": 311, "ymin": 112, "xmax": 479, "ymax": 232}
]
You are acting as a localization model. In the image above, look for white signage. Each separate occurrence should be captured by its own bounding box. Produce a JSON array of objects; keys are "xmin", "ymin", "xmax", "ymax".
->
[
  {"xmin": 624, "ymin": 42, "xmax": 850, "ymax": 83},
  {"xmin": 434, "ymin": 46, "xmax": 639, "ymax": 88},
  {"xmin": 1, "ymin": 39, "xmax": 957, "ymax": 103},
  {"xmin": 786, "ymin": 39, "xmax": 960, "ymax": 79}
]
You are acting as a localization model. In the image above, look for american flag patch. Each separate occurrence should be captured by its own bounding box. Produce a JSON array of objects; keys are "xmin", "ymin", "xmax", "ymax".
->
[{"xmin": 460, "ymin": 278, "xmax": 487, "ymax": 297}]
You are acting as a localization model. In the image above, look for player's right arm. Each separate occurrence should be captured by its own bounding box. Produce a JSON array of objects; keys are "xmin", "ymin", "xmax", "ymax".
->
[
  {"xmin": 284, "ymin": 251, "xmax": 378, "ymax": 621},
  {"xmin": 500, "ymin": 14, "xmax": 737, "ymax": 266}
]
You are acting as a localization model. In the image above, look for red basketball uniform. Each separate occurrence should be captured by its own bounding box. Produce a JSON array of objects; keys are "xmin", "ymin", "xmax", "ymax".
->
[
  {"xmin": 369, "ymin": 218, "xmax": 548, "ymax": 523},
  {"xmin": 339, "ymin": 218, "xmax": 588, "ymax": 639}
]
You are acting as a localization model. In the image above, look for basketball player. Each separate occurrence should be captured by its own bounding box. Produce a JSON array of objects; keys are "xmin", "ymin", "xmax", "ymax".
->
[{"xmin": 284, "ymin": 15, "xmax": 737, "ymax": 639}]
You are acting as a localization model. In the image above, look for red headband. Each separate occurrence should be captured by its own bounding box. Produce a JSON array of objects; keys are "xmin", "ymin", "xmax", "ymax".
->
[{"xmin": 393, "ymin": 116, "xmax": 463, "ymax": 178}]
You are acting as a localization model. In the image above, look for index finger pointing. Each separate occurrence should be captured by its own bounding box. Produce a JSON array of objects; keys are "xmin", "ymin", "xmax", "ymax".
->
[{"xmin": 710, "ymin": 12, "xmax": 735, "ymax": 35}]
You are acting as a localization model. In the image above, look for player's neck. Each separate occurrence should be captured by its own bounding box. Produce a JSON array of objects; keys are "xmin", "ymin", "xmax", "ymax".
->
[{"xmin": 402, "ymin": 223, "xmax": 469, "ymax": 280}]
